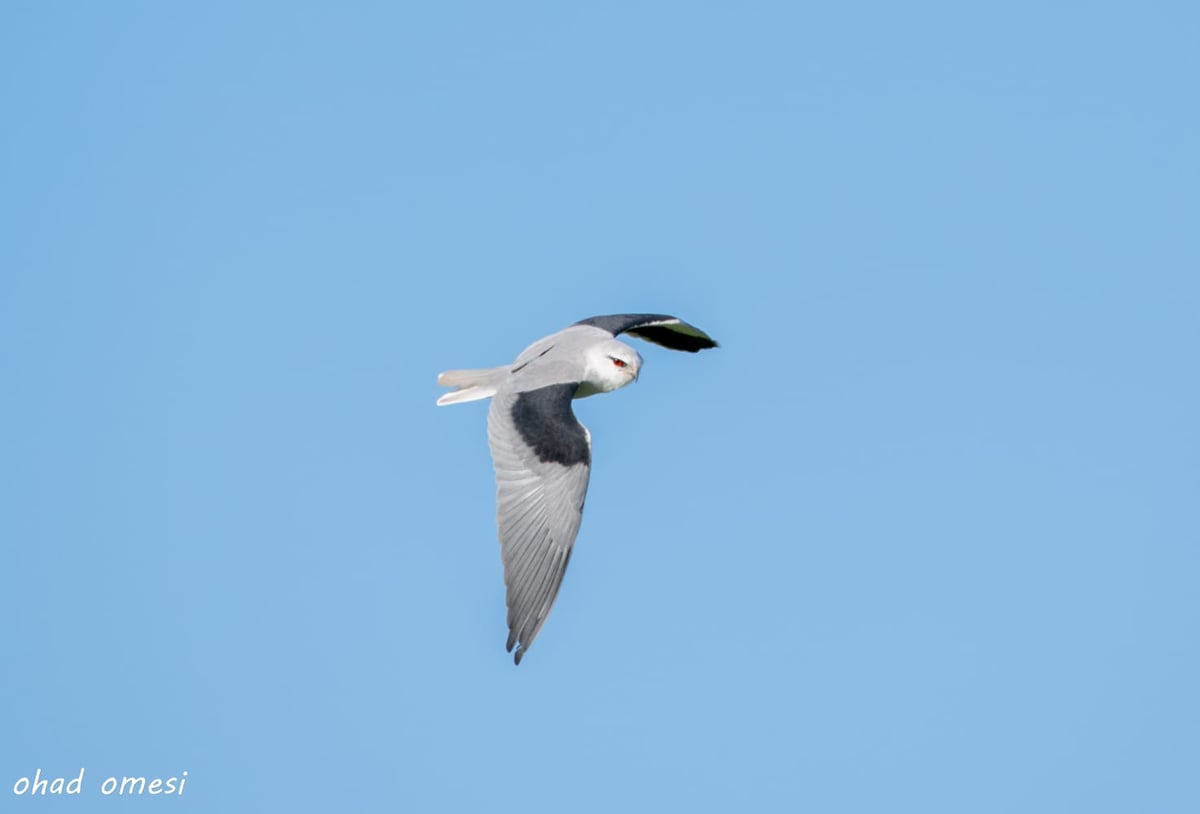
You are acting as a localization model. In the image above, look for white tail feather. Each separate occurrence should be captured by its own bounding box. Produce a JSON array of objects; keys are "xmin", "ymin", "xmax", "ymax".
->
[
  {"xmin": 436, "ymin": 365, "xmax": 507, "ymax": 406},
  {"xmin": 437, "ymin": 385, "xmax": 497, "ymax": 406}
]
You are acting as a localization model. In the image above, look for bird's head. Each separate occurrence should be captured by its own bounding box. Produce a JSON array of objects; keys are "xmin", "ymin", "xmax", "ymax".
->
[{"xmin": 581, "ymin": 339, "xmax": 642, "ymax": 395}]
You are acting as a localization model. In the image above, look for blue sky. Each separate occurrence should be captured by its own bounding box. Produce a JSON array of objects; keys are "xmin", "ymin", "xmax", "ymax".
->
[{"xmin": 2, "ymin": 2, "xmax": 1197, "ymax": 811}]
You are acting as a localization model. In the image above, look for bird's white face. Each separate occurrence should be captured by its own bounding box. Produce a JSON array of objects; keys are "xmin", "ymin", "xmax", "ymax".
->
[{"xmin": 580, "ymin": 340, "xmax": 642, "ymax": 396}]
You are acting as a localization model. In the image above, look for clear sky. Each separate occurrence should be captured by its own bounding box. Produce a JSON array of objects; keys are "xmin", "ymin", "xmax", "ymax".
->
[{"xmin": 2, "ymin": 2, "xmax": 1197, "ymax": 812}]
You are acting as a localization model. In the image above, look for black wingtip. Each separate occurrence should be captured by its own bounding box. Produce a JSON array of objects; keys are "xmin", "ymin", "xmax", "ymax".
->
[
  {"xmin": 506, "ymin": 635, "xmax": 526, "ymax": 665},
  {"xmin": 626, "ymin": 324, "xmax": 719, "ymax": 352},
  {"xmin": 575, "ymin": 313, "xmax": 718, "ymax": 352}
]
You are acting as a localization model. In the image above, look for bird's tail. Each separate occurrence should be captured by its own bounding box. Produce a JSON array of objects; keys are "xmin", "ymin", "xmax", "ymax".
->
[{"xmin": 436, "ymin": 365, "xmax": 508, "ymax": 406}]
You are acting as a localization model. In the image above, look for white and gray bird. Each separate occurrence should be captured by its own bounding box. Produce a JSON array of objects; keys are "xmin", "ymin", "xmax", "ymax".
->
[{"xmin": 436, "ymin": 313, "xmax": 718, "ymax": 664}]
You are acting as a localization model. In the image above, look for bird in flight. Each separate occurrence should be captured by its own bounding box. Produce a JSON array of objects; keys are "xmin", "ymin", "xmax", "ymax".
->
[{"xmin": 437, "ymin": 313, "xmax": 718, "ymax": 664}]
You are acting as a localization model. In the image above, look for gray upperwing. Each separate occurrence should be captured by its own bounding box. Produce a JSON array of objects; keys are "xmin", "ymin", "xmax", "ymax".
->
[{"xmin": 487, "ymin": 382, "xmax": 592, "ymax": 665}]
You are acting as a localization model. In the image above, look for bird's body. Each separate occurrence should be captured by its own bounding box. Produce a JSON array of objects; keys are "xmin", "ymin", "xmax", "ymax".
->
[{"xmin": 437, "ymin": 314, "xmax": 717, "ymax": 664}]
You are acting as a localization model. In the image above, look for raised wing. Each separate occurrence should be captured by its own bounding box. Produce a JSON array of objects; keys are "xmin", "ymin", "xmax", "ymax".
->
[
  {"xmin": 574, "ymin": 313, "xmax": 718, "ymax": 352},
  {"xmin": 487, "ymin": 383, "xmax": 591, "ymax": 664}
]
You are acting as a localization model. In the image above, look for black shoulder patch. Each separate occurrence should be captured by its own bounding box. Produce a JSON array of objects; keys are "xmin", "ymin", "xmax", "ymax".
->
[{"xmin": 511, "ymin": 383, "xmax": 590, "ymax": 467}]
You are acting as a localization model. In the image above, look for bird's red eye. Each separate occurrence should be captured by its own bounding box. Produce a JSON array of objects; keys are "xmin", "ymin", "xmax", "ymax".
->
[{"xmin": 612, "ymin": 358, "xmax": 626, "ymax": 367}]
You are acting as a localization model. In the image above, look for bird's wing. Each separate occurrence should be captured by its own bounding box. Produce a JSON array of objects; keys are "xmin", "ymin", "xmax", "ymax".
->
[
  {"xmin": 487, "ymin": 382, "xmax": 592, "ymax": 665},
  {"xmin": 574, "ymin": 313, "xmax": 718, "ymax": 352}
]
